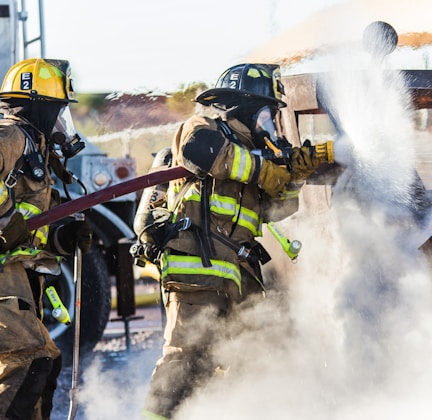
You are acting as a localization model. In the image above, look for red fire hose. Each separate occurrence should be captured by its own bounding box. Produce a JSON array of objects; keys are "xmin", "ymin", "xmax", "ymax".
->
[{"xmin": 27, "ymin": 166, "xmax": 192, "ymax": 230}]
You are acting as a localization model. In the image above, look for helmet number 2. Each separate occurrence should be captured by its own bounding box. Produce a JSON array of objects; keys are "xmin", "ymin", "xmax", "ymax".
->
[{"xmin": 20, "ymin": 73, "xmax": 33, "ymax": 90}]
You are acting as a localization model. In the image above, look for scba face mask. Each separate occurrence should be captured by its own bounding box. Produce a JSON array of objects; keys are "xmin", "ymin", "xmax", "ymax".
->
[
  {"xmin": 253, "ymin": 105, "xmax": 284, "ymax": 147},
  {"xmin": 51, "ymin": 106, "xmax": 85, "ymax": 158}
]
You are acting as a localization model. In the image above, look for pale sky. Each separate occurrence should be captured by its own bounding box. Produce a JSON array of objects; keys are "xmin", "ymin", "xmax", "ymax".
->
[{"xmin": 23, "ymin": 0, "xmax": 349, "ymax": 93}]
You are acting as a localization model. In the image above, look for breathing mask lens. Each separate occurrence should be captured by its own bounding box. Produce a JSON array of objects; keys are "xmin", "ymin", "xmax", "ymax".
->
[
  {"xmin": 51, "ymin": 106, "xmax": 85, "ymax": 158},
  {"xmin": 254, "ymin": 105, "xmax": 281, "ymax": 143}
]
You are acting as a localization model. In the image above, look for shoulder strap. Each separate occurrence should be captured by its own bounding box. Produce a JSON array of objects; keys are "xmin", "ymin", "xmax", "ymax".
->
[
  {"xmin": 197, "ymin": 176, "xmax": 215, "ymax": 267},
  {"xmin": 168, "ymin": 174, "xmax": 215, "ymax": 268},
  {"xmin": 170, "ymin": 176, "xmax": 195, "ymax": 212},
  {"xmin": 4, "ymin": 126, "xmax": 33, "ymax": 188},
  {"xmin": 215, "ymin": 118, "xmax": 242, "ymax": 146}
]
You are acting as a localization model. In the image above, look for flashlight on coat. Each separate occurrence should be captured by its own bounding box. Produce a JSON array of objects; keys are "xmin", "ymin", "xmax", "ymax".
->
[
  {"xmin": 267, "ymin": 222, "xmax": 302, "ymax": 261},
  {"xmin": 45, "ymin": 286, "xmax": 71, "ymax": 325}
]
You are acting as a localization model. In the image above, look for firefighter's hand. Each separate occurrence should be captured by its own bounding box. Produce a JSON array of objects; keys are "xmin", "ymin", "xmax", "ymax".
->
[
  {"xmin": 257, "ymin": 159, "xmax": 291, "ymax": 198},
  {"xmin": 290, "ymin": 145, "xmax": 320, "ymax": 182},
  {"xmin": 55, "ymin": 220, "xmax": 93, "ymax": 254},
  {"xmin": 0, "ymin": 212, "xmax": 31, "ymax": 252}
]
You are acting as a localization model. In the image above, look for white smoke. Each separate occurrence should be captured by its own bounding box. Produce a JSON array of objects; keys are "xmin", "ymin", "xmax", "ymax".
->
[
  {"xmin": 79, "ymin": 353, "xmax": 151, "ymax": 419},
  {"xmin": 173, "ymin": 34, "xmax": 432, "ymax": 420},
  {"xmin": 75, "ymin": 25, "xmax": 432, "ymax": 420}
]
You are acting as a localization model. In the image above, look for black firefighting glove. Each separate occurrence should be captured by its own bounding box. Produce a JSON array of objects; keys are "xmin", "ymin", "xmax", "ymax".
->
[
  {"xmin": 54, "ymin": 220, "xmax": 93, "ymax": 254},
  {"xmin": 0, "ymin": 212, "xmax": 31, "ymax": 252},
  {"xmin": 290, "ymin": 145, "xmax": 320, "ymax": 182}
]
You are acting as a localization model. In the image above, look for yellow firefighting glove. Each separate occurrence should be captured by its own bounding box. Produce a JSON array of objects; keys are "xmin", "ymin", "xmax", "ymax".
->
[
  {"xmin": 54, "ymin": 220, "xmax": 93, "ymax": 254},
  {"xmin": 0, "ymin": 212, "xmax": 31, "ymax": 252},
  {"xmin": 290, "ymin": 146, "xmax": 321, "ymax": 182},
  {"xmin": 257, "ymin": 159, "xmax": 291, "ymax": 198}
]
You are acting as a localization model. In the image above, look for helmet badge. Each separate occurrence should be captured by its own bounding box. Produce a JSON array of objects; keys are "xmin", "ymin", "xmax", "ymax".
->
[
  {"xmin": 228, "ymin": 71, "xmax": 240, "ymax": 89},
  {"xmin": 21, "ymin": 72, "xmax": 32, "ymax": 90}
]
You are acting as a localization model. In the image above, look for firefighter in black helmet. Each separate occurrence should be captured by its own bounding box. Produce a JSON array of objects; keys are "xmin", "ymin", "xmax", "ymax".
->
[
  {"xmin": 140, "ymin": 63, "xmax": 324, "ymax": 419},
  {"xmin": 0, "ymin": 58, "xmax": 92, "ymax": 420}
]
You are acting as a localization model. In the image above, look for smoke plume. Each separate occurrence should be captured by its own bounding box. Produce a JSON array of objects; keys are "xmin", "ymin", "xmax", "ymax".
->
[
  {"xmin": 78, "ymin": 22, "xmax": 432, "ymax": 420},
  {"xmin": 173, "ymin": 30, "xmax": 432, "ymax": 420}
]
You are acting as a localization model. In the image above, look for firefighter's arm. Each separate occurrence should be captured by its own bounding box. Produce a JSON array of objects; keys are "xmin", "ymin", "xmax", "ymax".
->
[
  {"xmin": 290, "ymin": 145, "xmax": 321, "ymax": 182},
  {"xmin": 260, "ymin": 145, "xmax": 321, "ymax": 200},
  {"xmin": 49, "ymin": 219, "xmax": 92, "ymax": 254},
  {"xmin": 179, "ymin": 117, "xmax": 318, "ymax": 197},
  {"xmin": 0, "ymin": 125, "xmax": 27, "ymax": 179},
  {"xmin": 0, "ymin": 212, "xmax": 31, "ymax": 252},
  {"xmin": 256, "ymin": 159, "xmax": 291, "ymax": 197},
  {"xmin": 181, "ymin": 124, "xmax": 290, "ymax": 197}
]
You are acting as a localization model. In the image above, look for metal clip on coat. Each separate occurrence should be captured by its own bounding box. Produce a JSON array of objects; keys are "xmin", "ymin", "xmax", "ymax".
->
[
  {"xmin": 267, "ymin": 222, "xmax": 302, "ymax": 261},
  {"xmin": 45, "ymin": 286, "xmax": 71, "ymax": 325}
]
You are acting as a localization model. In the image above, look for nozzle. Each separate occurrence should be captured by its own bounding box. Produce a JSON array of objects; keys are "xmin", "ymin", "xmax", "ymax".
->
[
  {"xmin": 313, "ymin": 141, "xmax": 334, "ymax": 164},
  {"xmin": 45, "ymin": 286, "xmax": 71, "ymax": 325}
]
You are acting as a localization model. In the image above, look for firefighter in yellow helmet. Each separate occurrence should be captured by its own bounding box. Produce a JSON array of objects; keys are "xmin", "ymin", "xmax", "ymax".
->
[
  {"xmin": 0, "ymin": 58, "xmax": 92, "ymax": 419},
  {"xmin": 138, "ymin": 63, "xmax": 325, "ymax": 419}
]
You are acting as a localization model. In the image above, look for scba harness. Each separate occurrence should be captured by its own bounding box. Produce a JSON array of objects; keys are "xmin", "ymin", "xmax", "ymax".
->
[{"xmin": 130, "ymin": 120, "xmax": 272, "ymax": 271}]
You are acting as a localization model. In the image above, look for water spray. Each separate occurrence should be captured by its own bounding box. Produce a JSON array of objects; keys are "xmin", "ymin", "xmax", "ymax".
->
[{"xmin": 362, "ymin": 20, "xmax": 398, "ymax": 58}]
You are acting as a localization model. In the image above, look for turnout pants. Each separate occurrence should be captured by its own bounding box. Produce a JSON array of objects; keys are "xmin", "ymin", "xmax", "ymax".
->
[
  {"xmin": 143, "ymin": 269, "xmax": 264, "ymax": 419},
  {"xmin": 143, "ymin": 290, "xmax": 229, "ymax": 419},
  {"xmin": 0, "ymin": 263, "xmax": 61, "ymax": 420}
]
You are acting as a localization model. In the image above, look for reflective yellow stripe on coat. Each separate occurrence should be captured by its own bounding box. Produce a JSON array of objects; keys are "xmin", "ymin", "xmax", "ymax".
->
[
  {"xmin": 209, "ymin": 194, "xmax": 261, "ymax": 236},
  {"xmin": 0, "ymin": 247, "xmax": 62, "ymax": 265},
  {"xmin": 161, "ymin": 253, "xmax": 242, "ymax": 292},
  {"xmin": 174, "ymin": 185, "xmax": 262, "ymax": 237},
  {"xmin": 0, "ymin": 180, "xmax": 9, "ymax": 207},
  {"xmin": 230, "ymin": 143, "xmax": 253, "ymax": 183},
  {"xmin": 16, "ymin": 201, "xmax": 49, "ymax": 245}
]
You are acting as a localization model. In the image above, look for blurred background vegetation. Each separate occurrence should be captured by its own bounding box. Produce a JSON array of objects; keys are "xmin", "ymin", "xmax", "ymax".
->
[{"xmin": 71, "ymin": 81, "xmax": 208, "ymax": 175}]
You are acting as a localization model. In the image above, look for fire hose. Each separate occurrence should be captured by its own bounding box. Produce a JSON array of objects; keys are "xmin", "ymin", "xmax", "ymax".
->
[
  {"xmin": 30, "ymin": 166, "xmax": 191, "ymax": 419},
  {"xmin": 30, "ymin": 147, "xmax": 333, "ymax": 416},
  {"xmin": 27, "ymin": 142, "xmax": 334, "ymax": 231},
  {"xmin": 26, "ymin": 166, "xmax": 193, "ymax": 230}
]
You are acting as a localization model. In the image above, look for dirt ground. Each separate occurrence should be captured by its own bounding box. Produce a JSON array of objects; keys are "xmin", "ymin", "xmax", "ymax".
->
[{"xmin": 51, "ymin": 305, "xmax": 164, "ymax": 419}]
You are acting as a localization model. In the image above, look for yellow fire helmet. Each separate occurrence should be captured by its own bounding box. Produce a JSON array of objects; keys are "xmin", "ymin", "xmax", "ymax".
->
[{"xmin": 0, "ymin": 58, "xmax": 77, "ymax": 103}]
